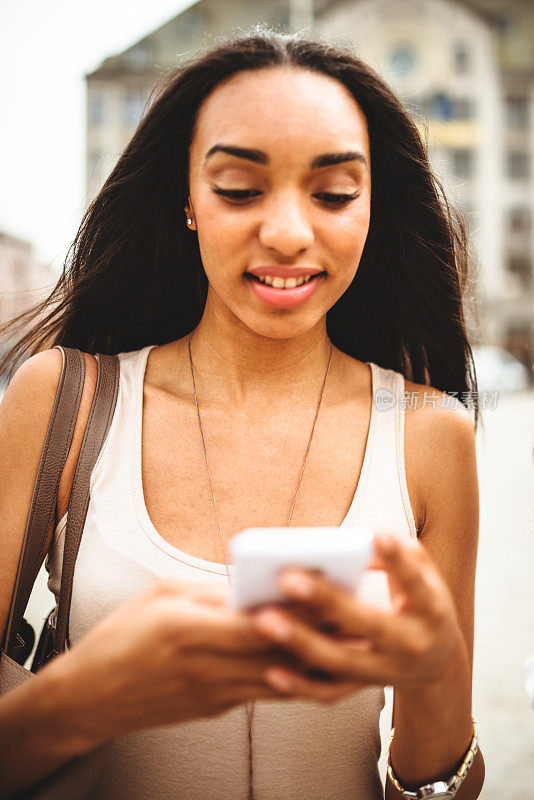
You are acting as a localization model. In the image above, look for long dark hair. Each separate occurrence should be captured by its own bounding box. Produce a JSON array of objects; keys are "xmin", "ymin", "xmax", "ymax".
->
[{"xmin": 0, "ymin": 26, "xmax": 478, "ymax": 421}]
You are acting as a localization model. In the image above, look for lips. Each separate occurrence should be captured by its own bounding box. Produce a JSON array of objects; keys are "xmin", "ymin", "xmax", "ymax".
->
[
  {"xmin": 246, "ymin": 266, "xmax": 325, "ymax": 279},
  {"xmin": 245, "ymin": 270, "xmax": 325, "ymax": 309}
]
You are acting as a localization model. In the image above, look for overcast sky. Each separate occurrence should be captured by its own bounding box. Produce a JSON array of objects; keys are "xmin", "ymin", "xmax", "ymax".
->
[{"xmin": 0, "ymin": 0, "xmax": 196, "ymax": 272}]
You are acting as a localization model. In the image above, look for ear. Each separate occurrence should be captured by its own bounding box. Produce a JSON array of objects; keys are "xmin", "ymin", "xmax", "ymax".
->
[{"xmin": 184, "ymin": 199, "xmax": 196, "ymax": 230}]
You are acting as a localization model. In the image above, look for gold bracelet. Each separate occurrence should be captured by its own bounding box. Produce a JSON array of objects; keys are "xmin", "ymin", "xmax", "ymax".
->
[{"xmin": 387, "ymin": 717, "xmax": 479, "ymax": 799}]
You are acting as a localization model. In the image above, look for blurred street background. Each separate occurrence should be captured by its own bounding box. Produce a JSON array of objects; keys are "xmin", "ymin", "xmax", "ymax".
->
[
  {"xmin": 1, "ymin": 0, "xmax": 533, "ymax": 796},
  {"xmin": 472, "ymin": 390, "xmax": 534, "ymax": 799}
]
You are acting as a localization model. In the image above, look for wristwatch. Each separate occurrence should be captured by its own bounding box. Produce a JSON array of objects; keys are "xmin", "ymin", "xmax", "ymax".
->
[
  {"xmin": 387, "ymin": 719, "xmax": 479, "ymax": 799},
  {"xmin": 386, "ymin": 777, "xmax": 463, "ymax": 799}
]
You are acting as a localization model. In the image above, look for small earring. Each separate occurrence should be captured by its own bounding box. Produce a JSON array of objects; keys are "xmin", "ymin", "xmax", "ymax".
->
[{"xmin": 187, "ymin": 217, "xmax": 192, "ymax": 226}]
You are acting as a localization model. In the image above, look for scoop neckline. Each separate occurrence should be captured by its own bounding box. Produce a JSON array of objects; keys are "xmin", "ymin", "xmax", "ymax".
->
[{"xmin": 132, "ymin": 343, "xmax": 377, "ymax": 575}]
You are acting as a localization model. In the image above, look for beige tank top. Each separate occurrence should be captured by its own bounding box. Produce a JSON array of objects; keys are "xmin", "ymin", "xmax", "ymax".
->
[{"xmin": 45, "ymin": 344, "xmax": 417, "ymax": 799}]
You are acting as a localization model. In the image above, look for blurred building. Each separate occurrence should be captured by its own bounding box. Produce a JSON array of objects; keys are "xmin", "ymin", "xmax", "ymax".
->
[
  {"xmin": 85, "ymin": 0, "xmax": 534, "ymax": 369},
  {"xmin": 0, "ymin": 231, "xmax": 54, "ymax": 329},
  {"xmin": 84, "ymin": 0, "xmax": 290, "ymax": 203}
]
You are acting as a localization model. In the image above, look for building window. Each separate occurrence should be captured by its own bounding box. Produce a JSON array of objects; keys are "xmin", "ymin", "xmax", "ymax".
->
[
  {"xmin": 125, "ymin": 43, "xmax": 150, "ymax": 69},
  {"xmin": 454, "ymin": 42, "xmax": 470, "ymax": 74},
  {"xmin": 180, "ymin": 8, "xmax": 206, "ymax": 37},
  {"xmin": 505, "ymin": 323, "xmax": 533, "ymax": 370},
  {"xmin": 389, "ymin": 46, "xmax": 416, "ymax": 77},
  {"xmin": 506, "ymin": 254, "xmax": 533, "ymax": 287},
  {"xmin": 423, "ymin": 92, "xmax": 452, "ymax": 121},
  {"xmin": 496, "ymin": 12, "xmax": 514, "ymax": 35},
  {"xmin": 507, "ymin": 207, "xmax": 532, "ymax": 235},
  {"xmin": 421, "ymin": 94, "xmax": 474, "ymax": 121},
  {"xmin": 507, "ymin": 150, "xmax": 531, "ymax": 180},
  {"xmin": 88, "ymin": 92, "xmax": 106, "ymax": 127},
  {"xmin": 450, "ymin": 97, "xmax": 475, "ymax": 120},
  {"xmin": 277, "ymin": 6, "xmax": 290, "ymax": 26},
  {"xmin": 122, "ymin": 91, "xmax": 145, "ymax": 127},
  {"xmin": 449, "ymin": 148, "xmax": 475, "ymax": 180},
  {"xmin": 505, "ymin": 95, "xmax": 529, "ymax": 129}
]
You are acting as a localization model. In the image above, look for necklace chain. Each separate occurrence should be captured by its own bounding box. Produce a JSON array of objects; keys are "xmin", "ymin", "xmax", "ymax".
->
[{"xmin": 187, "ymin": 332, "xmax": 333, "ymax": 800}]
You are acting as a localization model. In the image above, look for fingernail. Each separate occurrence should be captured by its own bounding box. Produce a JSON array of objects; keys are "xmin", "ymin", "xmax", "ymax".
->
[
  {"xmin": 257, "ymin": 611, "xmax": 292, "ymax": 640},
  {"xmin": 375, "ymin": 533, "xmax": 396, "ymax": 555},
  {"xmin": 266, "ymin": 668, "xmax": 294, "ymax": 691},
  {"xmin": 281, "ymin": 573, "xmax": 315, "ymax": 599}
]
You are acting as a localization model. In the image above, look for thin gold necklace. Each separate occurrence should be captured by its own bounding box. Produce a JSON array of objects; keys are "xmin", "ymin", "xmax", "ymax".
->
[{"xmin": 187, "ymin": 332, "xmax": 333, "ymax": 800}]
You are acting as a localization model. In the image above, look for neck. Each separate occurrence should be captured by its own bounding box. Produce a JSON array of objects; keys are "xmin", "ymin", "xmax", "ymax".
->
[{"xmin": 188, "ymin": 292, "xmax": 333, "ymax": 410}]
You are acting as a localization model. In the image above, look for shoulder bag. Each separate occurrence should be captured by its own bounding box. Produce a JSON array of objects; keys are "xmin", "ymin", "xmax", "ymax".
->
[{"xmin": 0, "ymin": 345, "xmax": 120, "ymax": 799}]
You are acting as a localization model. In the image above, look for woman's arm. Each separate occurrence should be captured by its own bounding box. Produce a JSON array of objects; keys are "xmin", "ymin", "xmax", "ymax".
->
[
  {"xmin": 1, "ymin": 577, "xmax": 306, "ymax": 797},
  {"xmin": 0, "ymin": 349, "xmax": 100, "ymax": 796},
  {"xmin": 0, "ymin": 656, "xmax": 102, "ymax": 798},
  {"xmin": 386, "ymin": 402, "xmax": 484, "ymax": 797},
  {"xmin": 0, "ymin": 352, "xmax": 298, "ymax": 797},
  {"xmin": 250, "ymin": 402, "xmax": 484, "ymax": 799}
]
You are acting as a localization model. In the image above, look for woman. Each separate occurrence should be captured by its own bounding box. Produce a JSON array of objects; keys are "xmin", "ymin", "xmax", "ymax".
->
[{"xmin": 0, "ymin": 28, "xmax": 484, "ymax": 799}]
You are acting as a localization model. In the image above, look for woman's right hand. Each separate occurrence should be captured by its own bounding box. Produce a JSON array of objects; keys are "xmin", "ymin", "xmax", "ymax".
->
[{"xmin": 43, "ymin": 579, "xmax": 292, "ymax": 749}]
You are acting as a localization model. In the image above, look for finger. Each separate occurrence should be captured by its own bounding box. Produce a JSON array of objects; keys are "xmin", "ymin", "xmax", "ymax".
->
[
  {"xmin": 253, "ymin": 607, "xmax": 357, "ymax": 676},
  {"xmin": 277, "ymin": 568, "xmax": 355, "ymax": 625},
  {"xmin": 371, "ymin": 534, "xmax": 441, "ymax": 614},
  {"xmin": 276, "ymin": 569, "xmax": 393, "ymax": 641},
  {"xmin": 253, "ymin": 603, "xmax": 430, "ymax": 681},
  {"xmin": 167, "ymin": 604, "xmax": 281, "ymax": 654},
  {"xmin": 263, "ymin": 666, "xmax": 365, "ymax": 703},
  {"xmin": 190, "ymin": 591, "xmax": 229, "ymax": 608},
  {"xmin": 275, "ymin": 570, "xmax": 414, "ymax": 651},
  {"xmin": 153, "ymin": 580, "xmax": 231, "ymax": 603},
  {"xmin": 186, "ymin": 584, "xmax": 231, "ymax": 607}
]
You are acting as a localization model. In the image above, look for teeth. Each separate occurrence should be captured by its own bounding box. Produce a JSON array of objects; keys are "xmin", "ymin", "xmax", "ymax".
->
[{"xmin": 254, "ymin": 273, "xmax": 317, "ymax": 289}]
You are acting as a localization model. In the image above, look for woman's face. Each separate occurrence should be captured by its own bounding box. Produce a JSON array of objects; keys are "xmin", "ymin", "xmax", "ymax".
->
[{"xmin": 186, "ymin": 65, "xmax": 371, "ymax": 340}]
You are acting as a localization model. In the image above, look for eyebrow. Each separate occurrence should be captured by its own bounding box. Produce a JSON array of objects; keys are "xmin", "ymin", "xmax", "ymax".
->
[{"xmin": 203, "ymin": 144, "xmax": 368, "ymax": 170}]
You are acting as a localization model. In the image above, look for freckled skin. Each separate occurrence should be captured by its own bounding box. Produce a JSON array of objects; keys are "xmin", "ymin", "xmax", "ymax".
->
[{"xmin": 185, "ymin": 65, "xmax": 372, "ymax": 343}]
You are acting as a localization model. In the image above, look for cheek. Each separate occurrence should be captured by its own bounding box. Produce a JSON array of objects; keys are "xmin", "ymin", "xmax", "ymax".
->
[
  {"xmin": 195, "ymin": 209, "xmax": 235, "ymax": 269},
  {"xmin": 329, "ymin": 210, "xmax": 370, "ymax": 275},
  {"xmin": 195, "ymin": 195, "xmax": 247, "ymax": 264},
  {"xmin": 196, "ymin": 234, "xmax": 228, "ymax": 282}
]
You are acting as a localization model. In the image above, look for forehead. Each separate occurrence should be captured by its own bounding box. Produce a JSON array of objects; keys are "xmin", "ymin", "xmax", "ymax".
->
[{"xmin": 190, "ymin": 66, "xmax": 370, "ymax": 165}]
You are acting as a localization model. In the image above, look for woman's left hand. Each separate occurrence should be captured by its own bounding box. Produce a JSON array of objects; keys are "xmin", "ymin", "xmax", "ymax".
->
[{"xmin": 251, "ymin": 532, "xmax": 469, "ymax": 701}]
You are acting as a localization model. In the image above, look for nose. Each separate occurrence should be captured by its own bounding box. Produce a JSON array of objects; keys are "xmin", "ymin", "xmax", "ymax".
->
[{"xmin": 258, "ymin": 192, "xmax": 314, "ymax": 257}]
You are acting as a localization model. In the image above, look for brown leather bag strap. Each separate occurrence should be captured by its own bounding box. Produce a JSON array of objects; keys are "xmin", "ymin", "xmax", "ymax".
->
[
  {"xmin": 3, "ymin": 346, "xmax": 85, "ymax": 657},
  {"xmin": 53, "ymin": 352, "xmax": 120, "ymax": 654}
]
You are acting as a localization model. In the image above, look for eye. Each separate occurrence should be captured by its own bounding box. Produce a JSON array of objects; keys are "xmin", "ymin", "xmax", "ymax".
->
[
  {"xmin": 313, "ymin": 192, "xmax": 360, "ymax": 207},
  {"xmin": 212, "ymin": 188, "xmax": 261, "ymax": 203},
  {"xmin": 212, "ymin": 187, "xmax": 360, "ymax": 207}
]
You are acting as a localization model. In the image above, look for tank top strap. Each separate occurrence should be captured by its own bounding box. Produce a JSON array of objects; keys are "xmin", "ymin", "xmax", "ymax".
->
[
  {"xmin": 368, "ymin": 362, "xmax": 400, "ymax": 459},
  {"xmin": 365, "ymin": 362, "xmax": 417, "ymax": 539}
]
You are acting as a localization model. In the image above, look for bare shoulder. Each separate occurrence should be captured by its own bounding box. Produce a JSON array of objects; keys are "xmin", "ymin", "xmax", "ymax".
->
[
  {"xmin": 0, "ymin": 348, "xmax": 98, "ymax": 646},
  {"xmin": 0, "ymin": 348, "xmax": 65, "ymax": 645},
  {"xmin": 402, "ymin": 378, "xmax": 479, "ymax": 664},
  {"xmin": 0, "ymin": 349, "xmax": 66, "ymax": 461},
  {"xmin": 403, "ymin": 377, "xmax": 474, "ymax": 438},
  {"xmin": 1, "ymin": 347, "xmax": 98, "ymax": 481},
  {"xmin": 3, "ymin": 347, "xmax": 64, "ymax": 404},
  {"xmin": 402, "ymin": 378, "xmax": 477, "ymax": 534}
]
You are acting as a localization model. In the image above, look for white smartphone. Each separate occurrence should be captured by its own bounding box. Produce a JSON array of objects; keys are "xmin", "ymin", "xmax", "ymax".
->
[{"xmin": 229, "ymin": 526, "xmax": 373, "ymax": 610}]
